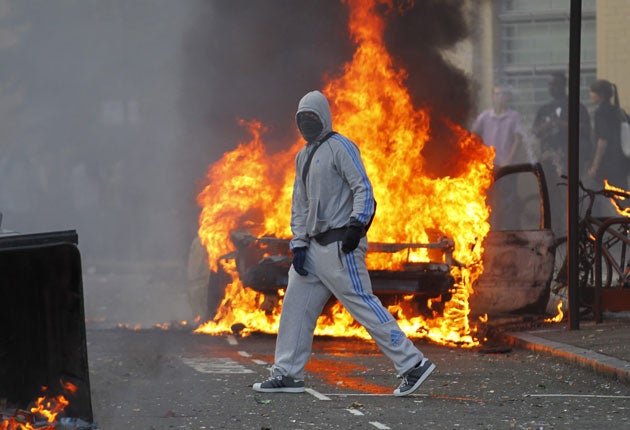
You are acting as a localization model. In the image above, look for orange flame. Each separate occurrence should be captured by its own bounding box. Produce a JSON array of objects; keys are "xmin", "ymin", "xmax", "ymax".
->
[
  {"xmin": 30, "ymin": 394, "xmax": 68, "ymax": 424},
  {"xmin": 604, "ymin": 180, "xmax": 630, "ymax": 217},
  {"xmin": 544, "ymin": 300, "xmax": 564, "ymax": 323},
  {"xmin": 60, "ymin": 381, "xmax": 77, "ymax": 396},
  {"xmin": 0, "ymin": 383, "xmax": 76, "ymax": 430},
  {"xmin": 195, "ymin": 0, "xmax": 493, "ymax": 347}
]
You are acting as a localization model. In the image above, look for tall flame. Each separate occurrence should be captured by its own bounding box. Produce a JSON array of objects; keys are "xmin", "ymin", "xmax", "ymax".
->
[{"xmin": 195, "ymin": 0, "xmax": 494, "ymax": 347}]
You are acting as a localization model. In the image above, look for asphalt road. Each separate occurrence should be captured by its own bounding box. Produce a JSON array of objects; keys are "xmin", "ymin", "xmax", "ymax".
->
[{"xmin": 87, "ymin": 328, "xmax": 630, "ymax": 430}]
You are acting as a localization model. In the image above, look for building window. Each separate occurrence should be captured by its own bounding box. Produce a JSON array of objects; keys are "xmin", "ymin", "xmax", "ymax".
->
[{"xmin": 496, "ymin": 0, "xmax": 596, "ymax": 126}]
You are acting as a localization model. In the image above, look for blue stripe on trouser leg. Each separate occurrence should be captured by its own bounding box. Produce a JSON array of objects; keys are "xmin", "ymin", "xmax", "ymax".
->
[
  {"xmin": 344, "ymin": 251, "xmax": 390, "ymax": 323},
  {"xmin": 318, "ymin": 239, "xmax": 423, "ymax": 376},
  {"xmin": 272, "ymin": 239, "xmax": 424, "ymax": 378}
]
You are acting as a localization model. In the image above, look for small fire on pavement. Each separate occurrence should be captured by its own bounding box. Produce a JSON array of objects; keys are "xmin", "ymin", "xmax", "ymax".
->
[
  {"xmin": 544, "ymin": 300, "xmax": 564, "ymax": 323},
  {"xmin": 194, "ymin": 0, "xmax": 494, "ymax": 347},
  {"xmin": 0, "ymin": 383, "xmax": 95, "ymax": 430}
]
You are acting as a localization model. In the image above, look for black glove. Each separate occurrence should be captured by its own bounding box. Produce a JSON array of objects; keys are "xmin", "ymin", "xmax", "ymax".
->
[
  {"xmin": 341, "ymin": 221, "xmax": 365, "ymax": 254},
  {"xmin": 292, "ymin": 247, "xmax": 308, "ymax": 276}
]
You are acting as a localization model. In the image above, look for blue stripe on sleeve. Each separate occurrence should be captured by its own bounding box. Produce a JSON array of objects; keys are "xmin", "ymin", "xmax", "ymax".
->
[{"xmin": 336, "ymin": 135, "xmax": 374, "ymax": 224}]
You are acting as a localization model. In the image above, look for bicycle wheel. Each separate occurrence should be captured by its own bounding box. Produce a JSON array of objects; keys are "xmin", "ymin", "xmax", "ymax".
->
[
  {"xmin": 552, "ymin": 236, "xmax": 567, "ymax": 289},
  {"xmin": 577, "ymin": 240, "xmax": 595, "ymax": 302},
  {"xmin": 551, "ymin": 235, "xmax": 612, "ymax": 309},
  {"xmin": 597, "ymin": 223, "xmax": 629, "ymax": 288},
  {"xmin": 550, "ymin": 237, "xmax": 595, "ymax": 311},
  {"xmin": 548, "ymin": 236, "xmax": 568, "ymax": 314}
]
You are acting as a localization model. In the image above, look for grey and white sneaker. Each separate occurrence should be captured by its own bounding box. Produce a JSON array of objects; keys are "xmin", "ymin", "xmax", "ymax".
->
[
  {"xmin": 252, "ymin": 375, "xmax": 305, "ymax": 393},
  {"xmin": 393, "ymin": 358, "xmax": 435, "ymax": 397}
]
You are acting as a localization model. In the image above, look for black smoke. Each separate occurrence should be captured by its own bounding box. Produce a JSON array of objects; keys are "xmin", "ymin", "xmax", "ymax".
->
[
  {"xmin": 178, "ymin": 0, "xmax": 352, "ymax": 159},
  {"xmin": 383, "ymin": 0, "xmax": 472, "ymax": 123},
  {"xmin": 178, "ymin": 0, "xmax": 472, "ymax": 185},
  {"xmin": 382, "ymin": 0, "xmax": 474, "ymax": 178}
]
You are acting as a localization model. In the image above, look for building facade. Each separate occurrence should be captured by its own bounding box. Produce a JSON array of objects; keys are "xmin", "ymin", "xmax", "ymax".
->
[{"xmin": 461, "ymin": 0, "xmax": 630, "ymax": 226}]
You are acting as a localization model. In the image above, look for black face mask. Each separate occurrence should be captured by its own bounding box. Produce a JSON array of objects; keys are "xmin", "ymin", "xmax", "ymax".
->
[{"xmin": 297, "ymin": 117, "xmax": 323, "ymax": 142}]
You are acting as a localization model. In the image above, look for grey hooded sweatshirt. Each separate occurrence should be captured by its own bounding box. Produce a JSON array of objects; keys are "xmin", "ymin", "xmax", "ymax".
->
[{"xmin": 290, "ymin": 90, "xmax": 375, "ymax": 250}]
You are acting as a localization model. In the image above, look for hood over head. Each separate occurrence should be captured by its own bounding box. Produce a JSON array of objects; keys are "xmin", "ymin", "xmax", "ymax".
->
[{"xmin": 295, "ymin": 90, "xmax": 333, "ymax": 141}]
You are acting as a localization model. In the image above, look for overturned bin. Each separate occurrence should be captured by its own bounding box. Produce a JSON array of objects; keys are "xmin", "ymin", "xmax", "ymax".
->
[{"xmin": 0, "ymin": 229, "xmax": 94, "ymax": 426}]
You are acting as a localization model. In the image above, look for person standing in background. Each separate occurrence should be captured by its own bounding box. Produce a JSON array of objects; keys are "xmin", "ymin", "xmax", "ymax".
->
[
  {"xmin": 472, "ymin": 84, "xmax": 525, "ymax": 230},
  {"xmin": 532, "ymin": 72, "xmax": 592, "ymax": 234},
  {"xmin": 587, "ymin": 79, "xmax": 628, "ymax": 214}
]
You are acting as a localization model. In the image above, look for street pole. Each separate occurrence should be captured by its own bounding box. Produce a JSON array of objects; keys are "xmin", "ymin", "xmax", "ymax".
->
[{"xmin": 567, "ymin": 0, "xmax": 582, "ymax": 330}]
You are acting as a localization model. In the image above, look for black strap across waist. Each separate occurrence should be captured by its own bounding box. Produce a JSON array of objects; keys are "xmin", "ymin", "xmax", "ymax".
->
[{"xmin": 311, "ymin": 226, "xmax": 365, "ymax": 246}]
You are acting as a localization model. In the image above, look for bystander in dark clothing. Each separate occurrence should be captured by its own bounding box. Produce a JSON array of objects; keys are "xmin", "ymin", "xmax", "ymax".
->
[
  {"xmin": 532, "ymin": 72, "xmax": 591, "ymax": 234},
  {"xmin": 587, "ymin": 80, "xmax": 628, "ymax": 216}
]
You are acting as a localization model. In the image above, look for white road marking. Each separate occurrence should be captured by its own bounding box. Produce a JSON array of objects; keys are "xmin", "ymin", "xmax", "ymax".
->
[
  {"xmin": 323, "ymin": 393, "xmax": 391, "ymax": 397},
  {"xmin": 524, "ymin": 394, "xmax": 630, "ymax": 399},
  {"xmin": 369, "ymin": 422, "xmax": 391, "ymax": 430},
  {"xmin": 252, "ymin": 359, "xmax": 267, "ymax": 365},
  {"xmin": 226, "ymin": 335, "xmax": 238, "ymax": 345},
  {"xmin": 238, "ymin": 350, "xmax": 251, "ymax": 357},
  {"xmin": 322, "ymin": 392, "xmax": 486, "ymax": 402},
  {"xmin": 182, "ymin": 357, "xmax": 253, "ymax": 374},
  {"xmin": 346, "ymin": 408, "xmax": 364, "ymax": 416},
  {"xmin": 305, "ymin": 388, "xmax": 331, "ymax": 400}
]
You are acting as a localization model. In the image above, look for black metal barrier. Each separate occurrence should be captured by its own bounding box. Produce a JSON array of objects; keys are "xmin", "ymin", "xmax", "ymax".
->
[{"xmin": 0, "ymin": 231, "xmax": 93, "ymax": 422}]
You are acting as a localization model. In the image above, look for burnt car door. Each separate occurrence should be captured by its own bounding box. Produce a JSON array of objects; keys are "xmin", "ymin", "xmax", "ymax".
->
[{"xmin": 471, "ymin": 163, "xmax": 556, "ymax": 316}]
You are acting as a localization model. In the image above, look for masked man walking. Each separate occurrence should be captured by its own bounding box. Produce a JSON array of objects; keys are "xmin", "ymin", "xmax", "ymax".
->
[{"xmin": 253, "ymin": 90, "xmax": 435, "ymax": 397}]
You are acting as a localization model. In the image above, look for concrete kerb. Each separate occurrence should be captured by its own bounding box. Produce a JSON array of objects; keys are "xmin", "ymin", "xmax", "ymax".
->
[{"xmin": 500, "ymin": 331, "xmax": 630, "ymax": 384}]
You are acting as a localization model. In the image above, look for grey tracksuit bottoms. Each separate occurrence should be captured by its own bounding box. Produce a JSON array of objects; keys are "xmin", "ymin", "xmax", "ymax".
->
[{"xmin": 272, "ymin": 237, "xmax": 424, "ymax": 380}]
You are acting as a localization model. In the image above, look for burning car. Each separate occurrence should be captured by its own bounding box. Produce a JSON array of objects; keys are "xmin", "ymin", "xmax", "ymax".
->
[
  {"xmin": 189, "ymin": 1, "xmax": 556, "ymax": 346},
  {"xmin": 220, "ymin": 229, "xmax": 458, "ymax": 317},
  {"xmin": 190, "ymin": 162, "xmax": 555, "ymax": 316}
]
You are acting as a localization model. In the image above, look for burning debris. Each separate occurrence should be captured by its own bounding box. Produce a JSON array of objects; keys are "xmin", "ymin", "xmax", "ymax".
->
[
  {"xmin": 194, "ymin": 0, "xmax": 494, "ymax": 346},
  {"xmin": 0, "ymin": 385, "xmax": 96, "ymax": 430}
]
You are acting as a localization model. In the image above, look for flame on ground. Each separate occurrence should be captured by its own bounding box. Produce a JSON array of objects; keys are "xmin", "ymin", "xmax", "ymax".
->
[
  {"xmin": 544, "ymin": 300, "xmax": 564, "ymax": 323},
  {"xmin": 0, "ymin": 383, "xmax": 76, "ymax": 430},
  {"xmin": 195, "ymin": 0, "xmax": 494, "ymax": 347}
]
